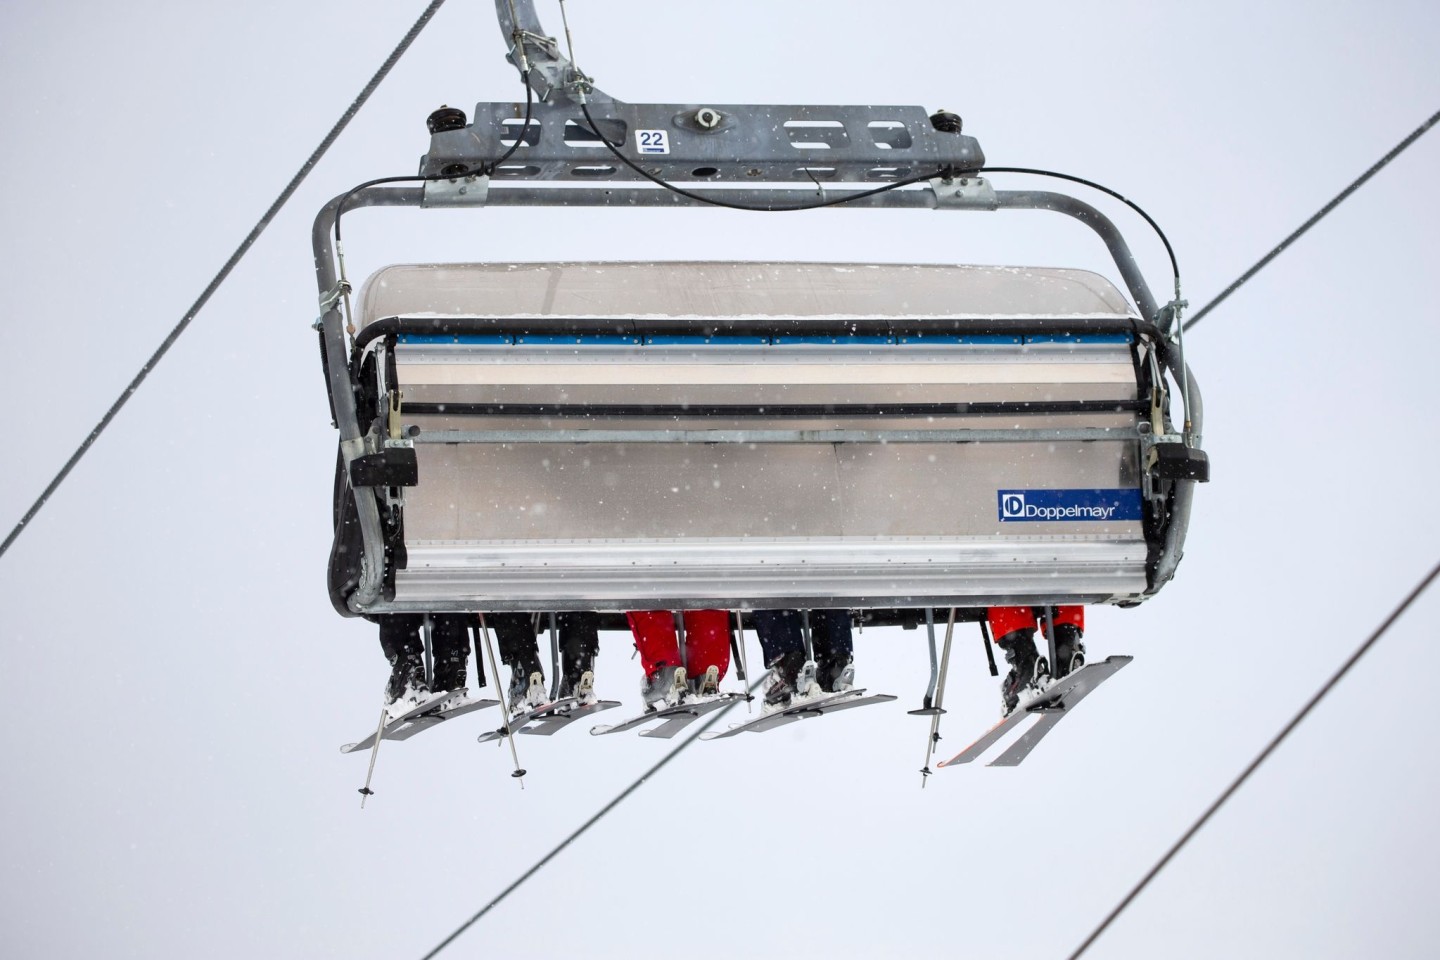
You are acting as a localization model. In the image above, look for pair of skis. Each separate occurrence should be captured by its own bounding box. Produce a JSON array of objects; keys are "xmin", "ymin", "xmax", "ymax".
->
[
  {"xmin": 340, "ymin": 690, "xmax": 499, "ymax": 754},
  {"xmin": 936, "ymin": 655, "xmax": 1133, "ymax": 767}
]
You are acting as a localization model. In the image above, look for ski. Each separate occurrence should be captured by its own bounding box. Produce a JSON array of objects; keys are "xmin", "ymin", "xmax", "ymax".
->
[
  {"xmin": 591, "ymin": 692, "xmax": 748, "ymax": 739},
  {"xmin": 476, "ymin": 697, "xmax": 622, "ymax": 743},
  {"xmin": 341, "ymin": 690, "xmax": 454, "ymax": 754},
  {"xmin": 386, "ymin": 694, "xmax": 501, "ymax": 742},
  {"xmin": 700, "ymin": 688, "xmax": 897, "ymax": 741},
  {"xmin": 937, "ymin": 654, "xmax": 1132, "ymax": 768}
]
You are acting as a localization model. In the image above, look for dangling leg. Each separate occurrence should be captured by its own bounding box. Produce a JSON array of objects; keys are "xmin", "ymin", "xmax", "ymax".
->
[
  {"xmin": 987, "ymin": 606, "xmax": 1049, "ymax": 717},
  {"xmin": 627, "ymin": 611, "xmax": 686, "ymax": 709},
  {"xmin": 429, "ymin": 614, "xmax": 470, "ymax": 704},
  {"xmin": 490, "ymin": 612, "xmax": 545, "ymax": 713},
  {"xmin": 1049, "ymin": 606, "xmax": 1086, "ymax": 679},
  {"xmin": 378, "ymin": 614, "xmax": 429, "ymax": 720},
  {"xmin": 558, "ymin": 611, "xmax": 600, "ymax": 703},
  {"xmin": 753, "ymin": 609, "xmax": 806, "ymax": 713},
  {"xmin": 810, "ymin": 610, "xmax": 855, "ymax": 693},
  {"xmin": 681, "ymin": 609, "xmax": 732, "ymax": 696}
]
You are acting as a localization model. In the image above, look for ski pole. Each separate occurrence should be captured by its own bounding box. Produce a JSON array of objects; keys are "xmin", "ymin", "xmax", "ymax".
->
[
  {"xmin": 547, "ymin": 612, "xmax": 562, "ymax": 702},
  {"xmin": 358, "ymin": 701, "xmax": 389, "ymax": 807},
  {"xmin": 421, "ymin": 614, "xmax": 435, "ymax": 690},
  {"xmin": 732, "ymin": 610, "xmax": 752, "ymax": 713},
  {"xmin": 478, "ymin": 613, "xmax": 527, "ymax": 785},
  {"xmin": 920, "ymin": 608, "xmax": 958, "ymax": 788},
  {"xmin": 979, "ymin": 620, "xmax": 999, "ymax": 677},
  {"xmin": 673, "ymin": 610, "xmax": 688, "ymax": 679}
]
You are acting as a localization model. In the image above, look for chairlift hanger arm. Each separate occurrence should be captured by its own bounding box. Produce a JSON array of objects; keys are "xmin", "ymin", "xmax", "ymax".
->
[{"xmin": 494, "ymin": 0, "xmax": 610, "ymax": 104}]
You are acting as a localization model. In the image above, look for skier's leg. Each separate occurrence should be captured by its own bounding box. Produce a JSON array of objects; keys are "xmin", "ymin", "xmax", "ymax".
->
[
  {"xmin": 429, "ymin": 614, "xmax": 469, "ymax": 695},
  {"xmin": 627, "ymin": 611, "xmax": 686, "ymax": 707},
  {"xmin": 378, "ymin": 614, "xmax": 428, "ymax": 717},
  {"xmin": 753, "ymin": 610, "xmax": 806, "ymax": 711},
  {"xmin": 811, "ymin": 609, "xmax": 855, "ymax": 692},
  {"xmin": 987, "ymin": 606, "xmax": 1047, "ymax": 716},
  {"xmin": 558, "ymin": 611, "xmax": 600, "ymax": 702},
  {"xmin": 490, "ymin": 612, "xmax": 545, "ymax": 711},
  {"xmin": 1049, "ymin": 605, "xmax": 1086, "ymax": 678},
  {"xmin": 682, "ymin": 609, "xmax": 732, "ymax": 694}
]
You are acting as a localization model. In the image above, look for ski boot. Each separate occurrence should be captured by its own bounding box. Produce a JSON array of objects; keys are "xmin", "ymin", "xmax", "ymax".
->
[
  {"xmin": 384, "ymin": 649, "xmax": 432, "ymax": 722},
  {"xmin": 695, "ymin": 664, "xmax": 721, "ymax": 698},
  {"xmin": 996, "ymin": 628, "xmax": 1050, "ymax": 717},
  {"xmin": 431, "ymin": 643, "xmax": 470, "ymax": 710},
  {"xmin": 505, "ymin": 648, "xmax": 547, "ymax": 715},
  {"xmin": 560, "ymin": 669, "xmax": 597, "ymax": 706},
  {"xmin": 1051, "ymin": 623, "xmax": 1086, "ymax": 680},
  {"xmin": 821, "ymin": 657, "xmax": 855, "ymax": 694},
  {"xmin": 559, "ymin": 619, "xmax": 599, "ymax": 705},
  {"xmin": 642, "ymin": 664, "xmax": 687, "ymax": 711},
  {"xmin": 762, "ymin": 650, "xmax": 806, "ymax": 714}
]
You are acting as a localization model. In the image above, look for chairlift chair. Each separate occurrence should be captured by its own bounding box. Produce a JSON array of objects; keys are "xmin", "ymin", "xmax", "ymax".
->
[{"xmin": 315, "ymin": 0, "xmax": 1207, "ymax": 626}]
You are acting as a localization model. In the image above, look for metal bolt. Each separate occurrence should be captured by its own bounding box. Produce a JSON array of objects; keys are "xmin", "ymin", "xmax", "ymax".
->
[{"xmin": 695, "ymin": 107, "xmax": 722, "ymax": 130}]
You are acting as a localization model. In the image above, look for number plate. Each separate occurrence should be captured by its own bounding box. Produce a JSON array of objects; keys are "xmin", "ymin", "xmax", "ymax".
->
[{"xmin": 635, "ymin": 129, "xmax": 670, "ymax": 155}]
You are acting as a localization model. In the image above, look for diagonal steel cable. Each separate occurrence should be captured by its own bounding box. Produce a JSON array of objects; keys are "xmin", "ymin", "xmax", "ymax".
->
[
  {"xmin": 0, "ymin": 0, "xmax": 450, "ymax": 561},
  {"xmin": 1068, "ymin": 558, "xmax": 1440, "ymax": 959},
  {"xmin": 1184, "ymin": 108, "xmax": 1439, "ymax": 331},
  {"xmin": 419, "ymin": 680, "xmax": 763, "ymax": 960}
]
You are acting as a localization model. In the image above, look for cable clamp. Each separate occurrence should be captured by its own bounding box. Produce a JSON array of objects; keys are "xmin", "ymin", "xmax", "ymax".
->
[
  {"xmin": 1156, "ymin": 298, "xmax": 1189, "ymax": 340},
  {"xmin": 319, "ymin": 279, "xmax": 352, "ymax": 314},
  {"xmin": 931, "ymin": 176, "xmax": 997, "ymax": 209},
  {"xmin": 422, "ymin": 174, "xmax": 491, "ymax": 208}
]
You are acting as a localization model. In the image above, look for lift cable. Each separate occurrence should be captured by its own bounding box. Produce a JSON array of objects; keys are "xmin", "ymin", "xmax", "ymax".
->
[
  {"xmin": 418, "ymin": 679, "xmax": 764, "ymax": 960},
  {"xmin": 0, "ymin": 0, "xmax": 450, "ymax": 562},
  {"xmin": 1067, "ymin": 557, "xmax": 1440, "ymax": 960},
  {"xmin": 1184, "ymin": 107, "xmax": 1439, "ymax": 332}
]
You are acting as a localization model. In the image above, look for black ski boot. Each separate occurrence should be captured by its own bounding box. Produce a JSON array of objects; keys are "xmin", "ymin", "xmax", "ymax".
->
[
  {"xmin": 430, "ymin": 616, "xmax": 469, "ymax": 697},
  {"xmin": 505, "ymin": 649, "xmax": 546, "ymax": 714},
  {"xmin": 379, "ymin": 615, "xmax": 431, "ymax": 719},
  {"xmin": 558, "ymin": 613, "xmax": 600, "ymax": 704},
  {"xmin": 763, "ymin": 649, "xmax": 807, "ymax": 714},
  {"xmin": 996, "ymin": 628, "xmax": 1049, "ymax": 717},
  {"xmin": 1052, "ymin": 623, "xmax": 1086, "ymax": 680}
]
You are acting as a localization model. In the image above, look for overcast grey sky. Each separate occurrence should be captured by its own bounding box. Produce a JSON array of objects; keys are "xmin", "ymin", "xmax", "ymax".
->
[{"xmin": 2, "ymin": 2, "xmax": 1439, "ymax": 958}]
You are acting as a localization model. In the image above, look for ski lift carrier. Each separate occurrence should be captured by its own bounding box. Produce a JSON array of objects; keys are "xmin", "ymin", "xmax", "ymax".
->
[{"xmin": 316, "ymin": 0, "xmax": 1208, "ymax": 628}]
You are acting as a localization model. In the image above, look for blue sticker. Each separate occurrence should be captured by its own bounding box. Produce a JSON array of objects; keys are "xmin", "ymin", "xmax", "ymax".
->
[{"xmin": 997, "ymin": 489, "xmax": 1142, "ymax": 522}]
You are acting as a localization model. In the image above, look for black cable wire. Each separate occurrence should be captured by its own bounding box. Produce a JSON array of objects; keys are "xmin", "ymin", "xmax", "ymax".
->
[
  {"xmin": 978, "ymin": 165, "xmax": 1180, "ymax": 287},
  {"xmin": 333, "ymin": 74, "xmax": 536, "ymax": 243},
  {"xmin": 418, "ymin": 680, "xmax": 763, "ymax": 960},
  {"xmin": 1184, "ymin": 108, "xmax": 1439, "ymax": 332},
  {"xmin": 0, "ymin": 0, "xmax": 451, "ymax": 562},
  {"xmin": 577, "ymin": 101, "xmax": 949, "ymax": 211},
  {"xmin": 1067, "ymin": 557, "xmax": 1440, "ymax": 960}
]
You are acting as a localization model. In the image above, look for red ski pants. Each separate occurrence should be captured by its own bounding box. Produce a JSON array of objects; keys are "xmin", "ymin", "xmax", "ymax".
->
[
  {"xmin": 626, "ymin": 610, "xmax": 731, "ymax": 681},
  {"xmin": 986, "ymin": 605, "xmax": 1084, "ymax": 644}
]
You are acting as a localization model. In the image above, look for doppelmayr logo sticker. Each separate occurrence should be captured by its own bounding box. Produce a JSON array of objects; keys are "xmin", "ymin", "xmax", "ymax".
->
[{"xmin": 998, "ymin": 489, "xmax": 1143, "ymax": 522}]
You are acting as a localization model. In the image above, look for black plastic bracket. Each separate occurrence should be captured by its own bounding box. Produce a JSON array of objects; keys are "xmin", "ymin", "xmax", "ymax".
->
[
  {"xmin": 1151, "ymin": 443, "xmax": 1210, "ymax": 482},
  {"xmin": 350, "ymin": 447, "xmax": 419, "ymax": 487}
]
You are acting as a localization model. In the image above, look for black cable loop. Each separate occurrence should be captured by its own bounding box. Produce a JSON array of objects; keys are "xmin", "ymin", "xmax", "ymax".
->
[
  {"xmin": 978, "ymin": 165, "xmax": 1181, "ymax": 287},
  {"xmin": 576, "ymin": 101, "xmax": 949, "ymax": 211}
]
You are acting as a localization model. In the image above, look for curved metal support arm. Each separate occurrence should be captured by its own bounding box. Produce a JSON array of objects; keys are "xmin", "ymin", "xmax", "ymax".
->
[
  {"xmin": 313, "ymin": 186, "xmax": 425, "ymax": 609},
  {"xmin": 493, "ymin": 0, "xmax": 612, "ymax": 104},
  {"xmin": 990, "ymin": 190, "xmax": 1159, "ymax": 323}
]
